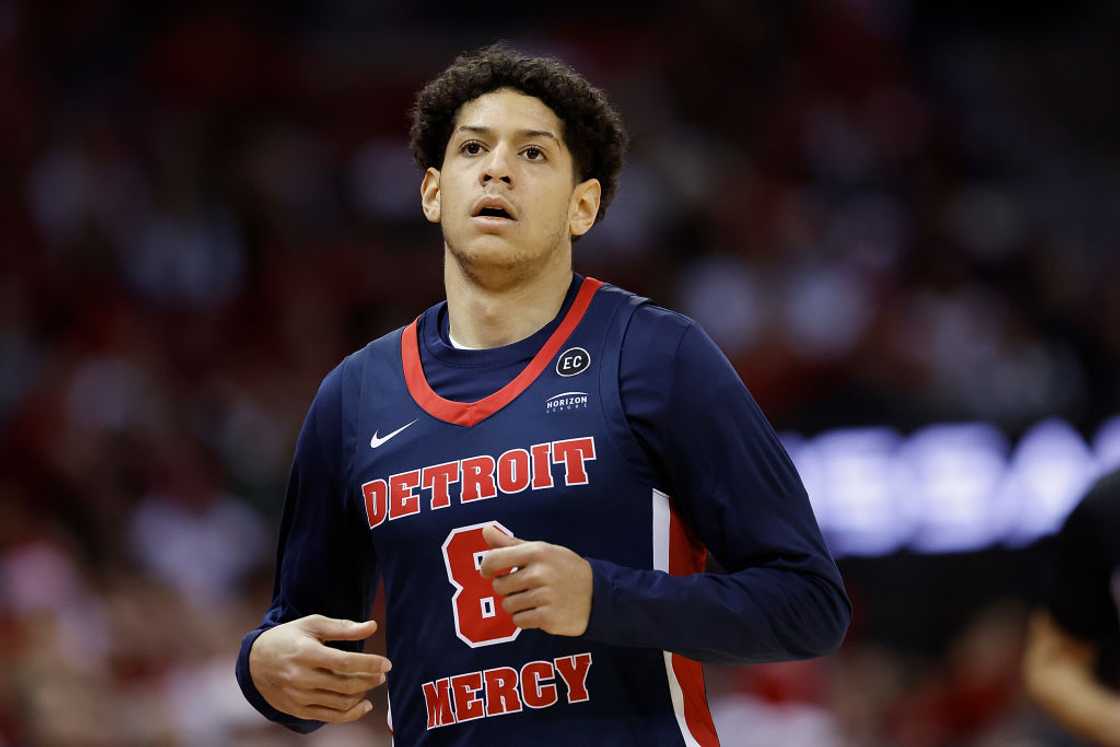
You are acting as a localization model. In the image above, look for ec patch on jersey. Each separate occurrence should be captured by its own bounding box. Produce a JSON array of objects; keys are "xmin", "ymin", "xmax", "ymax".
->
[{"xmin": 556, "ymin": 346, "xmax": 591, "ymax": 377}]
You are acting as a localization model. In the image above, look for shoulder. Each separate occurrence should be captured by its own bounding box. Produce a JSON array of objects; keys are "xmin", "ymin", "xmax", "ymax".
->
[
  {"xmin": 337, "ymin": 322, "xmax": 413, "ymax": 387},
  {"xmin": 630, "ymin": 302, "xmax": 696, "ymax": 337},
  {"xmin": 603, "ymin": 284, "xmax": 737, "ymax": 381},
  {"xmin": 311, "ymin": 321, "xmax": 411, "ymax": 413},
  {"xmin": 355, "ymin": 322, "xmax": 411, "ymax": 361},
  {"xmin": 623, "ymin": 300, "xmax": 735, "ymax": 375},
  {"xmin": 616, "ymin": 296, "xmax": 697, "ymax": 355}
]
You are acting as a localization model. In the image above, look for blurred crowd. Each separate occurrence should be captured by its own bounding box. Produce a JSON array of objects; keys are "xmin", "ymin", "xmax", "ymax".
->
[{"xmin": 2, "ymin": 1, "xmax": 1118, "ymax": 744}]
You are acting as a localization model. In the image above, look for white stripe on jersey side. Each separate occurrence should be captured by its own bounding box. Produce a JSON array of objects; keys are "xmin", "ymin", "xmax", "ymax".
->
[
  {"xmin": 387, "ymin": 690, "xmax": 393, "ymax": 745},
  {"xmin": 652, "ymin": 488, "xmax": 703, "ymax": 747},
  {"xmin": 653, "ymin": 488, "xmax": 671, "ymax": 572}
]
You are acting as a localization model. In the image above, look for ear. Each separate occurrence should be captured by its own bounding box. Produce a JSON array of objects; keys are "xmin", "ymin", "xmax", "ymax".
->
[
  {"xmin": 568, "ymin": 178, "xmax": 602, "ymax": 238},
  {"xmin": 420, "ymin": 167, "xmax": 441, "ymax": 223}
]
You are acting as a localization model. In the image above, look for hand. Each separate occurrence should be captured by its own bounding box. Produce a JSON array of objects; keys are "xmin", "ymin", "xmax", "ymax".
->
[
  {"xmin": 249, "ymin": 614, "xmax": 392, "ymax": 723},
  {"xmin": 479, "ymin": 524, "xmax": 594, "ymax": 637}
]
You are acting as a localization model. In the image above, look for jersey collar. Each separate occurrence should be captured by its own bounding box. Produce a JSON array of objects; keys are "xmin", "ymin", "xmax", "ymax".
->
[{"xmin": 402, "ymin": 276, "xmax": 603, "ymax": 427}]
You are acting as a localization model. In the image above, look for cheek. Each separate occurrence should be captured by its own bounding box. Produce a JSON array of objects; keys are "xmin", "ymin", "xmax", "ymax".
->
[
  {"xmin": 438, "ymin": 169, "xmax": 472, "ymax": 209},
  {"xmin": 533, "ymin": 184, "xmax": 575, "ymax": 225},
  {"xmin": 523, "ymin": 199, "xmax": 572, "ymax": 246},
  {"xmin": 558, "ymin": 190, "xmax": 579, "ymax": 228}
]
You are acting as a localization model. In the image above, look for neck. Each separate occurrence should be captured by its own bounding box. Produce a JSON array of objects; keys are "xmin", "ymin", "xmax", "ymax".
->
[{"xmin": 443, "ymin": 244, "xmax": 573, "ymax": 349}]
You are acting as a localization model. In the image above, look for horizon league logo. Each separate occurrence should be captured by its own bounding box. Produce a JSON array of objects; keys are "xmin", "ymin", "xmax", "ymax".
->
[{"xmin": 546, "ymin": 391, "xmax": 589, "ymax": 414}]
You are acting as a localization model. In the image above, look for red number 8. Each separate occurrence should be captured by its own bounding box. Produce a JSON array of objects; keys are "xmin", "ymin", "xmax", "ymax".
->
[{"xmin": 441, "ymin": 522, "xmax": 521, "ymax": 647}]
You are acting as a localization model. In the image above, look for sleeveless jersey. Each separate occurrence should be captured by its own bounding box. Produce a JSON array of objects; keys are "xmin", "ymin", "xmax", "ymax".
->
[{"xmin": 349, "ymin": 277, "xmax": 719, "ymax": 745}]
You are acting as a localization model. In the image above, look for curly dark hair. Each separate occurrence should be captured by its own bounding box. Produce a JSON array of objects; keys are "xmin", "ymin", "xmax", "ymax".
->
[{"xmin": 409, "ymin": 43, "xmax": 628, "ymax": 228}]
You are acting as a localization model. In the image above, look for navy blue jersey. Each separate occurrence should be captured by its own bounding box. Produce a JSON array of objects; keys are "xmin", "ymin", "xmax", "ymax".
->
[{"xmin": 237, "ymin": 275, "xmax": 850, "ymax": 745}]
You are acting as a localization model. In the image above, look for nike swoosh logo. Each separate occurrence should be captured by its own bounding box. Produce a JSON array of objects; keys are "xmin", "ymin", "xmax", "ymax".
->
[{"xmin": 370, "ymin": 420, "xmax": 417, "ymax": 449}]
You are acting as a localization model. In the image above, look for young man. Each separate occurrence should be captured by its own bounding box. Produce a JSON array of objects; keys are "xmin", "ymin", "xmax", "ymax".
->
[
  {"xmin": 236, "ymin": 45, "xmax": 850, "ymax": 745},
  {"xmin": 1023, "ymin": 468, "xmax": 1120, "ymax": 745}
]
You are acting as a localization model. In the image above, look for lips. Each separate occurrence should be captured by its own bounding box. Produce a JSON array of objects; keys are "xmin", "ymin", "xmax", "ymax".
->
[{"xmin": 471, "ymin": 196, "xmax": 517, "ymax": 221}]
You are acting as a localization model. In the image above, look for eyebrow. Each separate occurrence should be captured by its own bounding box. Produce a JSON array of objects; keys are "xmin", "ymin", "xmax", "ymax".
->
[{"xmin": 454, "ymin": 125, "xmax": 562, "ymax": 145}]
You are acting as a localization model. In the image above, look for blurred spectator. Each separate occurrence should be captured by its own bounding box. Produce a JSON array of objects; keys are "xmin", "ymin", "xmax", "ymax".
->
[{"xmin": 128, "ymin": 441, "xmax": 267, "ymax": 605}]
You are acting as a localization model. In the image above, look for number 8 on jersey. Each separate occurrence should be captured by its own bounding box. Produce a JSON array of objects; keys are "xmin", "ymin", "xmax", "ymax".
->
[{"xmin": 442, "ymin": 522, "xmax": 521, "ymax": 647}]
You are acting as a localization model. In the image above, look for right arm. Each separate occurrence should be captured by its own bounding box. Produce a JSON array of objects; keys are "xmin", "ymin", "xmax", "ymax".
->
[{"xmin": 235, "ymin": 361, "xmax": 390, "ymax": 732}]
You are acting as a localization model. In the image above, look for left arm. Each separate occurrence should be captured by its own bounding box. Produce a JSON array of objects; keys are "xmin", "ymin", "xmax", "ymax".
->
[{"xmin": 483, "ymin": 313, "xmax": 850, "ymax": 663}]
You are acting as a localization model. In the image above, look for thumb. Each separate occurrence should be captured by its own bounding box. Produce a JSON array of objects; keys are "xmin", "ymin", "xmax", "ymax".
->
[
  {"xmin": 302, "ymin": 615, "xmax": 379, "ymax": 641},
  {"xmin": 482, "ymin": 523, "xmax": 523, "ymax": 549}
]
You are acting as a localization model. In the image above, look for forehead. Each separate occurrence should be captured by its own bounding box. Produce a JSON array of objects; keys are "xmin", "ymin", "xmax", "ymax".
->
[{"xmin": 454, "ymin": 88, "xmax": 564, "ymax": 138}]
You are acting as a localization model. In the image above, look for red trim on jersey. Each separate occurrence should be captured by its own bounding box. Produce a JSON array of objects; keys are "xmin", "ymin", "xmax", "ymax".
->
[
  {"xmin": 669, "ymin": 509, "xmax": 720, "ymax": 747},
  {"xmin": 401, "ymin": 276, "xmax": 604, "ymax": 427}
]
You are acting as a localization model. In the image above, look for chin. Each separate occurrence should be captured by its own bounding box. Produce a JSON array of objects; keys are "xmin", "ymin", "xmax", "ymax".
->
[{"xmin": 448, "ymin": 234, "xmax": 530, "ymax": 267}]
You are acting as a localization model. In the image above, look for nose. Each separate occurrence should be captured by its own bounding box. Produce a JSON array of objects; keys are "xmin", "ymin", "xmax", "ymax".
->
[{"xmin": 480, "ymin": 144, "xmax": 513, "ymax": 187}]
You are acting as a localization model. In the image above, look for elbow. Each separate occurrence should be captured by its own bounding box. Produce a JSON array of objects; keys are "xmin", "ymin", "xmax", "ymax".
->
[
  {"xmin": 792, "ymin": 577, "xmax": 852, "ymax": 659},
  {"xmin": 694, "ymin": 577, "xmax": 851, "ymax": 665},
  {"xmin": 823, "ymin": 583, "xmax": 852, "ymax": 654},
  {"xmin": 808, "ymin": 606, "xmax": 850, "ymax": 658},
  {"xmin": 817, "ymin": 602, "xmax": 851, "ymax": 657}
]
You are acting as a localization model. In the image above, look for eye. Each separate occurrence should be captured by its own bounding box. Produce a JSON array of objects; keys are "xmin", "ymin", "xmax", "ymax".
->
[
  {"xmin": 523, "ymin": 146, "xmax": 545, "ymax": 161},
  {"xmin": 460, "ymin": 141, "xmax": 484, "ymax": 156}
]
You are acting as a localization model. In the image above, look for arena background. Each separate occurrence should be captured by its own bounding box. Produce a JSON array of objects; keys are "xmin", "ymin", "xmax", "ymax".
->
[{"xmin": 2, "ymin": 1, "xmax": 1119, "ymax": 744}]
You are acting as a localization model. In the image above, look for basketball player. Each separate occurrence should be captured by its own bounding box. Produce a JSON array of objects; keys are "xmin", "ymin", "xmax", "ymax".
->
[
  {"xmin": 236, "ymin": 44, "xmax": 850, "ymax": 745},
  {"xmin": 1024, "ymin": 468, "xmax": 1120, "ymax": 745}
]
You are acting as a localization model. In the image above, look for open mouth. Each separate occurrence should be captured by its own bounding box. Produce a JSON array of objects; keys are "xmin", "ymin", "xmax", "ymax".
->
[
  {"xmin": 471, "ymin": 197, "xmax": 518, "ymax": 224},
  {"xmin": 476, "ymin": 207, "xmax": 513, "ymax": 220}
]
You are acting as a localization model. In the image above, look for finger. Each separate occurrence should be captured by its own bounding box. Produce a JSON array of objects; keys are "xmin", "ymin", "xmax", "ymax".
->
[
  {"xmin": 482, "ymin": 524, "xmax": 523, "ymax": 549},
  {"xmin": 501, "ymin": 588, "xmax": 547, "ymax": 615},
  {"xmin": 302, "ymin": 615, "xmax": 379, "ymax": 642},
  {"xmin": 491, "ymin": 567, "xmax": 540, "ymax": 596},
  {"xmin": 512, "ymin": 607, "xmax": 546, "ymax": 630},
  {"xmin": 297, "ymin": 700, "xmax": 373, "ymax": 724},
  {"xmin": 479, "ymin": 543, "xmax": 539, "ymax": 579},
  {"xmin": 306, "ymin": 646, "xmax": 393, "ymax": 676},
  {"xmin": 302, "ymin": 669, "xmax": 385, "ymax": 695},
  {"xmin": 293, "ymin": 687, "xmax": 367, "ymax": 712}
]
